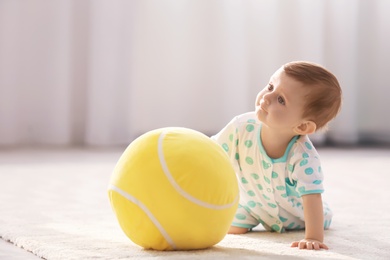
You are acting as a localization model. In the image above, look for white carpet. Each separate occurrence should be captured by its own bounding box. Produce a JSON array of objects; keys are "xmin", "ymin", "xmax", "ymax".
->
[{"xmin": 0, "ymin": 147, "xmax": 389, "ymax": 260}]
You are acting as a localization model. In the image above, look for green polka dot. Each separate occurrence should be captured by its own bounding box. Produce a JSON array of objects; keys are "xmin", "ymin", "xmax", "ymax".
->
[
  {"xmin": 247, "ymin": 119, "xmax": 256, "ymax": 123},
  {"xmin": 262, "ymin": 194, "xmax": 270, "ymax": 200},
  {"xmin": 305, "ymin": 142, "xmax": 312, "ymax": 150},
  {"xmin": 222, "ymin": 143, "xmax": 229, "ymax": 152},
  {"xmin": 247, "ymin": 190, "xmax": 256, "ymax": 196},
  {"xmin": 247, "ymin": 201, "xmax": 256, "ymax": 208},
  {"xmin": 305, "ymin": 167, "xmax": 314, "ymax": 175},
  {"xmin": 257, "ymin": 184, "xmax": 263, "ymax": 190},
  {"xmin": 281, "ymin": 193, "xmax": 287, "ymax": 198},
  {"xmin": 245, "ymin": 157, "xmax": 253, "ymax": 165},
  {"xmin": 262, "ymin": 160, "xmax": 271, "ymax": 169},
  {"xmin": 271, "ymin": 224, "xmax": 280, "ymax": 231},
  {"xmin": 268, "ymin": 203, "xmax": 277, "ymax": 208},
  {"xmin": 264, "ymin": 176, "xmax": 270, "ymax": 184},
  {"xmin": 235, "ymin": 153, "xmax": 239, "ymax": 160},
  {"xmin": 229, "ymin": 134, "xmax": 233, "ymax": 141},
  {"xmin": 236, "ymin": 139, "xmax": 239, "ymax": 146},
  {"xmin": 257, "ymin": 202, "xmax": 263, "ymax": 207},
  {"xmin": 236, "ymin": 213, "xmax": 246, "ymax": 220},
  {"xmin": 271, "ymin": 171, "xmax": 278, "ymax": 178},
  {"xmin": 244, "ymin": 140, "xmax": 253, "ymax": 148},
  {"xmin": 300, "ymin": 159, "xmax": 308, "ymax": 166},
  {"xmin": 313, "ymin": 180, "xmax": 322, "ymax": 185},
  {"xmin": 279, "ymin": 216, "xmax": 288, "ymax": 222},
  {"xmin": 287, "ymin": 164, "xmax": 294, "ymax": 172},
  {"xmin": 324, "ymin": 220, "xmax": 329, "ymax": 229},
  {"xmin": 318, "ymin": 166, "xmax": 322, "ymax": 173},
  {"xmin": 251, "ymin": 173, "xmax": 259, "ymax": 180},
  {"xmin": 302, "ymin": 152, "xmax": 309, "ymax": 158},
  {"xmin": 246, "ymin": 124, "xmax": 255, "ymax": 132},
  {"xmin": 241, "ymin": 177, "xmax": 248, "ymax": 184},
  {"xmin": 276, "ymin": 186, "xmax": 285, "ymax": 191},
  {"xmin": 287, "ymin": 222, "xmax": 295, "ymax": 229}
]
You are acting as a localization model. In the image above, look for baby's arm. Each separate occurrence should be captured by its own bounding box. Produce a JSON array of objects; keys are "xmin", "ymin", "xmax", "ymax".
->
[{"xmin": 290, "ymin": 193, "xmax": 329, "ymax": 250}]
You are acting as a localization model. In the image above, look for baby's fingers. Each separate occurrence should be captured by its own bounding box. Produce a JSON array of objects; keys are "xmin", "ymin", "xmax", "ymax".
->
[
  {"xmin": 319, "ymin": 243, "xmax": 329, "ymax": 250},
  {"xmin": 291, "ymin": 240, "xmax": 329, "ymax": 250}
]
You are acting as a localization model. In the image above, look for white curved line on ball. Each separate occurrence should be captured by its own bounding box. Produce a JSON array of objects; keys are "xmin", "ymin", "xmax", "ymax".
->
[
  {"xmin": 108, "ymin": 184, "xmax": 177, "ymax": 250},
  {"xmin": 158, "ymin": 130, "xmax": 238, "ymax": 210}
]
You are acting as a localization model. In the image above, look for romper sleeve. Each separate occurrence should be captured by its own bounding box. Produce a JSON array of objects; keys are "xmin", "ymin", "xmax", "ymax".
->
[
  {"xmin": 210, "ymin": 116, "xmax": 239, "ymax": 166},
  {"xmin": 290, "ymin": 138, "xmax": 325, "ymax": 197}
]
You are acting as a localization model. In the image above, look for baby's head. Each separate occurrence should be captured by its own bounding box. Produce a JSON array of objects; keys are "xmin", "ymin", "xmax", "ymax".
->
[{"xmin": 282, "ymin": 61, "xmax": 342, "ymax": 131}]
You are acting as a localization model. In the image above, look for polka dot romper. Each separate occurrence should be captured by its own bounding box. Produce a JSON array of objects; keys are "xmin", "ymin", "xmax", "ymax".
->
[{"xmin": 212, "ymin": 112, "xmax": 332, "ymax": 233}]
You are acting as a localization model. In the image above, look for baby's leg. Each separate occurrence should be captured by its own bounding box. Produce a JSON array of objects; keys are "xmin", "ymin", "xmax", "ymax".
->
[
  {"xmin": 228, "ymin": 226, "xmax": 250, "ymax": 234},
  {"xmin": 229, "ymin": 204, "xmax": 258, "ymax": 234},
  {"xmin": 323, "ymin": 201, "xmax": 333, "ymax": 229}
]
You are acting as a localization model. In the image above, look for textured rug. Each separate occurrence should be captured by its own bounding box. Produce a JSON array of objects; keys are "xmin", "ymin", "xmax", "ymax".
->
[{"xmin": 0, "ymin": 147, "xmax": 389, "ymax": 260}]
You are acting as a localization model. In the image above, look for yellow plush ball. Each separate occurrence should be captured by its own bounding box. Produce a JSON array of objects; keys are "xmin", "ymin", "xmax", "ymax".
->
[{"xmin": 108, "ymin": 127, "xmax": 239, "ymax": 250}]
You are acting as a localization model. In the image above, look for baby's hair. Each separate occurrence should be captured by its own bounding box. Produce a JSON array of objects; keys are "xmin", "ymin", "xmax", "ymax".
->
[{"xmin": 283, "ymin": 61, "xmax": 342, "ymax": 131}]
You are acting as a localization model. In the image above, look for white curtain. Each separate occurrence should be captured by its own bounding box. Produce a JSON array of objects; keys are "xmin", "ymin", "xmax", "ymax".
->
[{"xmin": 1, "ymin": 0, "xmax": 389, "ymax": 147}]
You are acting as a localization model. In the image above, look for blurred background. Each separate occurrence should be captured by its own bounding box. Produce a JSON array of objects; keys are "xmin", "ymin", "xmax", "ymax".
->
[{"xmin": 0, "ymin": 0, "xmax": 389, "ymax": 147}]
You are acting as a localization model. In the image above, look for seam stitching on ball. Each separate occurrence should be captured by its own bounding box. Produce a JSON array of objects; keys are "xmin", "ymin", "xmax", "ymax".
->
[
  {"xmin": 158, "ymin": 130, "xmax": 239, "ymax": 210},
  {"xmin": 108, "ymin": 184, "xmax": 177, "ymax": 250}
]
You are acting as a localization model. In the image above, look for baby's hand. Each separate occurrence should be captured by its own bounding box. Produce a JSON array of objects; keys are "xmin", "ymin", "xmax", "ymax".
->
[{"xmin": 290, "ymin": 239, "xmax": 329, "ymax": 250}]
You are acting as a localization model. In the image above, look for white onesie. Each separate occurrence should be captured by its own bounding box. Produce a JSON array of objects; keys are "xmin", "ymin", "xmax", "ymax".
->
[{"xmin": 212, "ymin": 112, "xmax": 332, "ymax": 232}]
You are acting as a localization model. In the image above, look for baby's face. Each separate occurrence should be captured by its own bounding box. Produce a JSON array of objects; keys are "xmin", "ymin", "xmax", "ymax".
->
[{"xmin": 255, "ymin": 68, "xmax": 309, "ymax": 132}]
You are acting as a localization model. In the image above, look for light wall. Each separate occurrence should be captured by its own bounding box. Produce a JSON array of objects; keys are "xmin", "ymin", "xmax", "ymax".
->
[{"xmin": 0, "ymin": 0, "xmax": 389, "ymax": 146}]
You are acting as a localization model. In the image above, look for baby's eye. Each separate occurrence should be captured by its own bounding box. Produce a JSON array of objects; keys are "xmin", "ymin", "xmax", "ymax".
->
[
  {"xmin": 278, "ymin": 96, "xmax": 285, "ymax": 105},
  {"xmin": 267, "ymin": 84, "xmax": 274, "ymax": 91}
]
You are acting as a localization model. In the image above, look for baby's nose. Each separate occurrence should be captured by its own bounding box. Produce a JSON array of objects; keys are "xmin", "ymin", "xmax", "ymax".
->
[{"xmin": 262, "ymin": 94, "xmax": 271, "ymax": 104}]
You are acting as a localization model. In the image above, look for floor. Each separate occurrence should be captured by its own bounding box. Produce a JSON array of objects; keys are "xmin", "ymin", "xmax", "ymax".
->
[
  {"xmin": 1, "ymin": 146, "xmax": 390, "ymax": 259},
  {"xmin": 0, "ymin": 239, "xmax": 40, "ymax": 259}
]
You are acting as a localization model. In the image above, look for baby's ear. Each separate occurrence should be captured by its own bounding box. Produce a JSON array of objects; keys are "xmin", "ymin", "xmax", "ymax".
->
[{"xmin": 294, "ymin": 121, "xmax": 317, "ymax": 135}]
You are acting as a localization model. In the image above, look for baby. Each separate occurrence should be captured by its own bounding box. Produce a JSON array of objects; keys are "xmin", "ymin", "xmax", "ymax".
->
[{"xmin": 212, "ymin": 61, "xmax": 342, "ymax": 250}]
